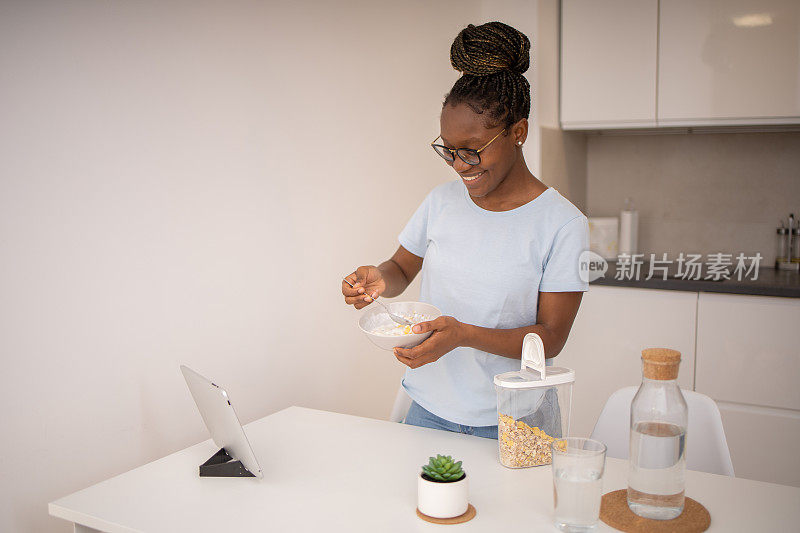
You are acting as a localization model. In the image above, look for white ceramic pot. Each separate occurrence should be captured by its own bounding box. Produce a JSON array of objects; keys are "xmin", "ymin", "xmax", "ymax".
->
[{"xmin": 417, "ymin": 472, "xmax": 469, "ymax": 519}]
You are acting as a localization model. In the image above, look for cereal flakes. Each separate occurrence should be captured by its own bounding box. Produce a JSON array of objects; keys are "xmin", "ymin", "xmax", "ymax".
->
[{"xmin": 498, "ymin": 413, "xmax": 557, "ymax": 467}]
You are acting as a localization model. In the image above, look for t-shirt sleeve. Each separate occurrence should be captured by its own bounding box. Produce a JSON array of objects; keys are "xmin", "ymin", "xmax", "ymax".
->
[
  {"xmin": 397, "ymin": 194, "xmax": 432, "ymax": 258},
  {"xmin": 539, "ymin": 215, "xmax": 590, "ymax": 292}
]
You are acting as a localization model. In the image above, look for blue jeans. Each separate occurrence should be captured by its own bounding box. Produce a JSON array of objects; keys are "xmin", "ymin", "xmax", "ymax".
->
[{"xmin": 404, "ymin": 401, "xmax": 498, "ymax": 440}]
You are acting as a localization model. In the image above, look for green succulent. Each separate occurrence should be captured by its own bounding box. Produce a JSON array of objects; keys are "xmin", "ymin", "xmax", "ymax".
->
[{"xmin": 421, "ymin": 454, "xmax": 465, "ymax": 482}]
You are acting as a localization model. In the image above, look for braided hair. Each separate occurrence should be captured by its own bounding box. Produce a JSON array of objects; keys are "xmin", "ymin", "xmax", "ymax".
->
[{"xmin": 444, "ymin": 22, "xmax": 531, "ymax": 130}]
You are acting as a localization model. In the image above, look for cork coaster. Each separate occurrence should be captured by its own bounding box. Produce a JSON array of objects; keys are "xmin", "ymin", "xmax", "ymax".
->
[
  {"xmin": 600, "ymin": 490, "xmax": 710, "ymax": 532},
  {"xmin": 416, "ymin": 504, "xmax": 476, "ymax": 524}
]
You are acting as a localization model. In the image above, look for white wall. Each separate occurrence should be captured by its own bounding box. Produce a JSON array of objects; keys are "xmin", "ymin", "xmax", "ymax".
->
[
  {"xmin": 0, "ymin": 0, "xmax": 559, "ymax": 530},
  {"xmin": 478, "ymin": 0, "xmax": 540, "ymax": 177}
]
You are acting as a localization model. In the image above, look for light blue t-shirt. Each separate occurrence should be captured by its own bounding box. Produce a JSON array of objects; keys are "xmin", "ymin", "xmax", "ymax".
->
[{"xmin": 398, "ymin": 180, "xmax": 589, "ymax": 427}]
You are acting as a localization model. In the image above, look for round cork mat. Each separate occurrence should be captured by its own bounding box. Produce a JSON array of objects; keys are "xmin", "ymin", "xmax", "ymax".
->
[
  {"xmin": 600, "ymin": 490, "xmax": 710, "ymax": 532},
  {"xmin": 416, "ymin": 504, "xmax": 476, "ymax": 525}
]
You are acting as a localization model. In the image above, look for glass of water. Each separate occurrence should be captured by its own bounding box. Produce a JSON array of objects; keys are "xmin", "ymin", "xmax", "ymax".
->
[{"xmin": 551, "ymin": 437, "xmax": 607, "ymax": 532}]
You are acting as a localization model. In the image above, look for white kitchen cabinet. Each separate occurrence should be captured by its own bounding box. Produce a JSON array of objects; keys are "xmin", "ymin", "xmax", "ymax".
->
[
  {"xmin": 695, "ymin": 292, "xmax": 800, "ymax": 487},
  {"xmin": 561, "ymin": 0, "xmax": 800, "ymax": 129},
  {"xmin": 658, "ymin": 0, "xmax": 800, "ymax": 126},
  {"xmin": 695, "ymin": 292, "xmax": 800, "ymax": 411},
  {"xmin": 556, "ymin": 286, "xmax": 697, "ymax": 438},
  {"xmin": 717, "ymin": 401, "xmax": 800, "ymax": 487},
  {"xmin": 560, "ymin": 0, "xmax": 658, "ymax": 129}
]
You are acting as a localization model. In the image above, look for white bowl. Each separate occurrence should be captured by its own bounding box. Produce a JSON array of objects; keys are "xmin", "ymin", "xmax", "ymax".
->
[{"xmin": 358, "ymin": 301, "xmax": 442, "ymax": 351}]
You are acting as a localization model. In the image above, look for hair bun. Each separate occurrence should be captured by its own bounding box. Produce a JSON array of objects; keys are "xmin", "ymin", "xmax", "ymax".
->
[{"xmin": 450, "ymin": 21, "xmax": 530, "ymax": 77}]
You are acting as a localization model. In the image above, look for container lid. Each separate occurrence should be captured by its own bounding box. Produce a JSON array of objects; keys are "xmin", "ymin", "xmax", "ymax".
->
[
  {"xmin": 493, "ymin": 333, "xmax": 575, "ymax": 389},
  {"xmin": 641, "ymin": 348, "xmax": 681, "ymax": 380}
]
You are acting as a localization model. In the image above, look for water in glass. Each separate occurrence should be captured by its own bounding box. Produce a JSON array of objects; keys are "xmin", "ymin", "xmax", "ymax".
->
[{"xmin": 554, "ymin": 466, "xmax": 603, "ymax": 531}]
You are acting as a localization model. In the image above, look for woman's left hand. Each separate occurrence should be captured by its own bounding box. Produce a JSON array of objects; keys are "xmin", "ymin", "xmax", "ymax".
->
[{"xmin": 393, "ymin": 316, "xmax": 465, "ymax": 369}]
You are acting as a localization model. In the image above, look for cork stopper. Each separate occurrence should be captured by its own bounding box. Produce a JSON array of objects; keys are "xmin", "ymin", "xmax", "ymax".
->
[{"xmin": 641, "ymin": 348, "xmax": 681, "ymax": 380}]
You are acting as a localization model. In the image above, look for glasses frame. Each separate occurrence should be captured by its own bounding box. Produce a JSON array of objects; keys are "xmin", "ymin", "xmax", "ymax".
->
[{"xmin": 431, "ymin": 128, "xmax": 506, "ymax": 166}]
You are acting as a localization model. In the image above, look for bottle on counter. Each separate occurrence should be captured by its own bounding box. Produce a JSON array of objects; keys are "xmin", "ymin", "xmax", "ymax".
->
[
  {"xmin": 627, "ymin": 348, "xmax": 687, "ymax": 521},
  {"xmin": 776, "ymin": 223, "xmax": 789, "ymax": 265},
  {"xmin": 619, "ymin": 197, "xmax": 638, "ymax": 255},
  {"xmin": 776, "ymin": 215, "xmax": 800, "ymax": 270}
]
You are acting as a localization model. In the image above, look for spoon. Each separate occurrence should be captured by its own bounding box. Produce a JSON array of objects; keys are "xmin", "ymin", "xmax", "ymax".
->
[{"xmin": 343, "ymin": 278, "xmax": 414, "ymax": 326}]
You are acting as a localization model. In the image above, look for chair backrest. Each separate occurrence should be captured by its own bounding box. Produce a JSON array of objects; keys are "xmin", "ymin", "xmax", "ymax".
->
[
  {"xmin": 590, "ymin": 386, "xmax": 735, "ymax": 477},
  {"xmin": 389, "ymin": 383, "xmax": 413, "ymax": 423}
]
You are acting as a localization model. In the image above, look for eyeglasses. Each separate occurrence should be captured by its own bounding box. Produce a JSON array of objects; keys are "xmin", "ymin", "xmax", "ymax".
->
[{"xmin": 431, "ymin": 129, "xmax": 506, "ymax": 166}]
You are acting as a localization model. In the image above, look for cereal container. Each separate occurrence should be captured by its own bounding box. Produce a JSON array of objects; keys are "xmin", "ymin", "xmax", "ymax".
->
[{"xmin": 494, "ymin": 333, "xmax": 574, "ymax": 468}]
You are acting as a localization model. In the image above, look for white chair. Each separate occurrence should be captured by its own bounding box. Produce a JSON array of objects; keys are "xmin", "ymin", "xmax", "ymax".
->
[
  {"xmin": 590, "ymin": 386, "xmax": 735, "ymax": 477},
  {"xmin": 389, "ymin": 384, "xmax": 412, "ymax": 423}
]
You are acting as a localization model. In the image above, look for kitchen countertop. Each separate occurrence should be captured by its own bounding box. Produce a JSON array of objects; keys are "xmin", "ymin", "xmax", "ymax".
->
[{"xmin": 591, "ymin": 260, "xmax": 800, "ymax": 298}]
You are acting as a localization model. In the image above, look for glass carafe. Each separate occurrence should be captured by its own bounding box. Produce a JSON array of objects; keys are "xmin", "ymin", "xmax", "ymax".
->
[{"xmin": 627, "ymin": 348, "xmax": 688, "ymax": 520}]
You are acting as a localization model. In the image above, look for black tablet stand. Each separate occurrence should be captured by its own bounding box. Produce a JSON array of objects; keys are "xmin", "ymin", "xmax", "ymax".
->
[{"xmin": 199, "ymin": 448, "xmax": 255, "ymax": 477}]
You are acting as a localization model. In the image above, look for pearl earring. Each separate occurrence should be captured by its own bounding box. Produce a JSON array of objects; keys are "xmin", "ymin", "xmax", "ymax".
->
[{"xmin": 517, "ymin": 141, "xmax": 523, "ymax": 146}]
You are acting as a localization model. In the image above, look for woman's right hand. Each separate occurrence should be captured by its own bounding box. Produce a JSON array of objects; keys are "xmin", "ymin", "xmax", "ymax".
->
[{"xmin": 342, "ymin": 265, "xmax": 386, "ymax": 309}]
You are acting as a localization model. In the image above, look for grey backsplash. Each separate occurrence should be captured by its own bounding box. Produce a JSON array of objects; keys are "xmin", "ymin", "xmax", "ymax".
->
[{"xmin": 586, "ymin": 131, "xmax": 800, "ymax": 266}]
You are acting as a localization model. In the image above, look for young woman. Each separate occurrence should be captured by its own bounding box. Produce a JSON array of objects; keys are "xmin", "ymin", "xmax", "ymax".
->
[{"xmin": 341, "ymin": 22, "xmax": 588, "ymax": 439}]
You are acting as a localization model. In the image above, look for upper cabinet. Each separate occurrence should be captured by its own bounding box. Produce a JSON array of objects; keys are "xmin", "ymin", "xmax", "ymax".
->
[
  {"xmin": 560, "ymin": 0, "xmax": 658, "ymax": 129},
  {"xmin": 659, "ymin": 0, "xmax": 800, "ymax": 126},
  {"xmin": 561, "ymin": 0, "xmax": 800, "ymax": 129}
]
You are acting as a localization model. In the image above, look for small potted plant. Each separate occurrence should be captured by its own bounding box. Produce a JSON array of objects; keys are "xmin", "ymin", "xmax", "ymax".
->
[{"xmin": 417, "ymin": 454, "xmax": 469, "ymax": 519}]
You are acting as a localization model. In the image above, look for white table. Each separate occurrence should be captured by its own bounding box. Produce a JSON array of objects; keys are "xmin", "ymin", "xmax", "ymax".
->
[{"xmin": 50, "ymin": 406, "xmax": 800, "ymax": 532}]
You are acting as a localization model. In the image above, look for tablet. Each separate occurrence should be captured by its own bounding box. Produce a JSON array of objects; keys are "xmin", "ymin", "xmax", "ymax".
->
[{"xmin": 180, "ymin": 365, "xmax": 263, "ymax": 478}]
